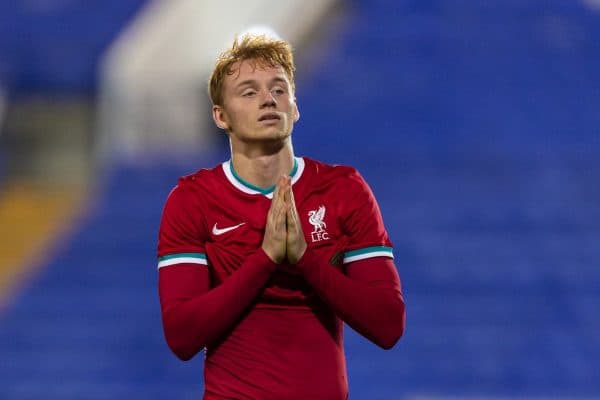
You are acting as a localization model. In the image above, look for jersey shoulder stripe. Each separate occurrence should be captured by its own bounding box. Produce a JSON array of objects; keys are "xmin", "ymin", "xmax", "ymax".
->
[
  {"xmin": 343, "ymin": 246, "xmax": 394, "ymax": 264},
  {"xmin": 157, "ymin": 252, "xmax": 208, "ymax": 269}
]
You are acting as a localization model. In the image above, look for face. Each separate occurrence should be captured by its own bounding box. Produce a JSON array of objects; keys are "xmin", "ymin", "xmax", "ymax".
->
[{"xmin": 212, "ymin": 59, "xmax": 300, "ymax": 146}]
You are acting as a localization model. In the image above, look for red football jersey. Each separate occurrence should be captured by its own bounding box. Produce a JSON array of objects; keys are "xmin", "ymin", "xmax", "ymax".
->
[{"xmin": 158, "ymin": 157, "xmax": 395, "ymax": 399}]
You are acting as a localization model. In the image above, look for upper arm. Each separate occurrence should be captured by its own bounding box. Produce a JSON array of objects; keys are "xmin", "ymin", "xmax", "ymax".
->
[
  {"xmin": 158, "ymin": 183, "xmax": 209, "ymax": 265},
  {"xmin": 157, "ymin": 183, "xmax": 211, "ymax": 303},
  {"xmin": 339, "ymin": 169, "xmax": 395, "ymax": 265}
]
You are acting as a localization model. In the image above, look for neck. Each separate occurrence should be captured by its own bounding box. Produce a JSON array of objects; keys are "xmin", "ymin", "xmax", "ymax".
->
[{"xmin": 230, "ymin": 138, "xmax": 295, "ymax": 190}]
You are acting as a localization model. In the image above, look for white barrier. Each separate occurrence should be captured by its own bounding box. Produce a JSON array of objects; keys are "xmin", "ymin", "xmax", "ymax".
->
[{"xmin": 97, "ymin": 0, "xmax": 339, "ymax": 163}]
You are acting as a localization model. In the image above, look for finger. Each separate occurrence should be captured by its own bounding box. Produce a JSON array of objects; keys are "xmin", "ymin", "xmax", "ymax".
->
[
  {"xmin": 288, "ymin": 205, "xmax": 300, "ymax": 233},
  {"xmin": 286, "ymin": 185, "xmax": 298, "ymax": 220},
  {"xmin": 268, "ymin": 177, "xmax": 284, "ymax": 224},
  {"xmin": 283, "ymin": 181, "xmax": 291, "ymax": 205},
  {"xmin": 286, "ymin": 206, "xmax": 294, "ymax": 232},
  {"xmin": 271, "ymin": 176, "xmax": 282, "ymax": 205},
  {"xmin": 275, "ymin": 197, "xmax": 287, "ymax": 228},
  {"xmin": 274, "ymin": 175, "xmax": 288, "ymax": 207},
  {"xmin": 287, "ymin": 181, "xmax": 297, "ymax": 211},
  {"xmin": 277, "ymin": 178, "xmax": 289, "ymax": 213},
  {"xmin": 276, "ymin": 189, "xmax": 290, "ymax": 229},
  {"xmin": 285, "ymin": 185, "xmax": 294, "ymax": 221},
  {"xmin": 267, "ymin": 199, "xmax": 280, "ymax": 227}
]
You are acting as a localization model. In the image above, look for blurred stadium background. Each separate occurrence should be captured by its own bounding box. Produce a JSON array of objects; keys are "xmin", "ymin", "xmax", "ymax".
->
[{"xmin": 1, "ymin": 0, "xmax": 600, "ymax": 399}]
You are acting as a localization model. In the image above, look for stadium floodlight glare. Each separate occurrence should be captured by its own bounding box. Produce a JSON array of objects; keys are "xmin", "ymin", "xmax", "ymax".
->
[
  {"xmin": 238, "ymin": 25, "xmax": 282, "ymax": 40},
  {"xmin": 217, "ymin": 25, "xmax": 283, "ymax": 55}
]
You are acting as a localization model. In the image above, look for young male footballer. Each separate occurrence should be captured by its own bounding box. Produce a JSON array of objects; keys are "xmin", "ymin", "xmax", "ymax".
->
[{"xmin": 157, "ymin": 33, "xmax": 406, "ymax": 399}]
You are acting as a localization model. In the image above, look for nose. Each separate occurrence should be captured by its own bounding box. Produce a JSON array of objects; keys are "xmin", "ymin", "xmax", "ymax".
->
[{"xmin": 260, "ymin": 90, "xmax": 277, "ymax": 108}]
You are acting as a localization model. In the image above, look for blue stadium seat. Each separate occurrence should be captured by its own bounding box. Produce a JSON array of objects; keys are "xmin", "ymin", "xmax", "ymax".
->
[
  {"xmin": 0, "ymin": 1, "xmax": 148, "ymax": 95},
  {"xmin": 1, "ymin": 1, "xmax": 599, "ymax": 398}
]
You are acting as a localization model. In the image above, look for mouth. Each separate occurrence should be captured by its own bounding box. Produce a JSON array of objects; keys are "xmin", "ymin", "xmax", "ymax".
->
[{"xmin": 258, "ymin": 113, "xmax": 281, "ymax": 122}]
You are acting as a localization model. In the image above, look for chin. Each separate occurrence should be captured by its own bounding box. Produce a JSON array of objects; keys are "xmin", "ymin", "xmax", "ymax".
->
[
  {"xmin": 243, "ymin": 132, "xmax": 286, "ymax": 143},
  {"xmin": 261, "ymin": 127, "xmax": 290, "ymax": 140}
]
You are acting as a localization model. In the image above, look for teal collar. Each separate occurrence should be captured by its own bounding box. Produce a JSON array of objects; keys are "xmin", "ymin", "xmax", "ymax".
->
[{"xmin": 223, "ymin": 157, "xmax": 304, "ymax": 198}]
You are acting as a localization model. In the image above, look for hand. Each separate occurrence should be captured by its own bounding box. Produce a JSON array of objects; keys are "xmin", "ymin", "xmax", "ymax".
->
[
  {"xmin": 284, "ymin": 177, "xmax": 307, "ymax": 264},
  {"xmin": 261, "ymin": 175, "xmax": 288, "ymax": 264}
]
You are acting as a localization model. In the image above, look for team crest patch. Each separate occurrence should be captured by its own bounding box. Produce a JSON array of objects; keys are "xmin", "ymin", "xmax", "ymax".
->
[{"xmin": 308, "ymin": 205, "xmax": 329, "ymax": 242}]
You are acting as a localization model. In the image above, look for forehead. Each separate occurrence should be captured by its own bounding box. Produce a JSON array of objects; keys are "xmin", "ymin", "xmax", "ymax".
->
[{"xmin": 225, "ymin": 59, "xmax": 289, "ymax": 88}]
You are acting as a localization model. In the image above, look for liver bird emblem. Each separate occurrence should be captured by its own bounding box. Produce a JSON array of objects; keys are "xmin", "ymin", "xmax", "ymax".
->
[{"xmin": 308, "ymin": 205, "xmax": 327, "ymax": 233}]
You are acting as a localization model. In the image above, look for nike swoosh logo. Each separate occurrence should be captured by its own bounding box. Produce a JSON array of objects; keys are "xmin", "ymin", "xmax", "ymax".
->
[{"xmin": 212, "ymin": 222, "xmax": 245, "ymax": 235}]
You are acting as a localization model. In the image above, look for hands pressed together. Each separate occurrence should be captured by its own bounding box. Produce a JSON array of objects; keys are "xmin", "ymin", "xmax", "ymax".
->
[{"xmin": 261, "ymin": 175, "xmax": 307, "ymax": 264}]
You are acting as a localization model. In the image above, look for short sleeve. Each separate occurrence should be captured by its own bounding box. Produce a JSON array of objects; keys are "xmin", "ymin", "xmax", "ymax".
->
[
  {"xmin": 157, "ymin": 181, "xmax": 209, "ymax": 269},
  {"xmin": 340, "ymin": 169, "xmax": 394, "ymax": 264}
]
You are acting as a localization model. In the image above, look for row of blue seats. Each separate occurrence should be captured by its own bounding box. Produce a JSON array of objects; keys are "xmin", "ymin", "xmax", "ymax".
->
[
  {"xmin": 1, "ymin": 0, "xmax": 600, "ymax": 398},
  {"xmin": 0, "ymin": 0, "xmax": 147, "ymax": 94}
]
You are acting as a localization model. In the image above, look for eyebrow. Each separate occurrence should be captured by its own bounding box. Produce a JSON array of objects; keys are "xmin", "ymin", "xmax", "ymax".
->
[{"xmin": 235, "ymin": 76, "xmax": 289, "ymax": 89}]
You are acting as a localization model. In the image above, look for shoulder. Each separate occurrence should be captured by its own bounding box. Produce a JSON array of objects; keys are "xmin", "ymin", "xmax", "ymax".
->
[
  {"xmin": 302, "ymin": 157, "xmax": 368, "ymax": 190},
  {"xmin": 173, "ymin": 163, "xmax": 224, "ymax": 191},
  {"xmin": 302, "ymin": 157, "xmax": 361, "ymax": 180},
  {"xmin": 164, "ymin": 163, "xmax": 224, "ymax": 206},
  {"xmin": 178, "ymin": 163, "xmax": 223, "ymax": 187}
]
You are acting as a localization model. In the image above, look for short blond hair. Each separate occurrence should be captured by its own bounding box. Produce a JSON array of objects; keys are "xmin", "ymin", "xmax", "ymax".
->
[{"xmin": 208, "ymin": 34, "xmax": 296, "ymax": 106}]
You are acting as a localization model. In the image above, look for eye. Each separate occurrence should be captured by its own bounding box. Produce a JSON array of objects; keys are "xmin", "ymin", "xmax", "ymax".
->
[
  {"xmin": 271, "ymin": 87, "xmax": 286, "ymax": 96},
  {"xmin": 242, "ymin": 90, "xmax": 256, "ymax": 97}
]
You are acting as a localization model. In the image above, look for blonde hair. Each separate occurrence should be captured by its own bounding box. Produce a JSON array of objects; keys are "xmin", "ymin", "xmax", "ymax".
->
[{"xmin": 208, "ymin": 34, "xmax": 296, "ymax": 106}]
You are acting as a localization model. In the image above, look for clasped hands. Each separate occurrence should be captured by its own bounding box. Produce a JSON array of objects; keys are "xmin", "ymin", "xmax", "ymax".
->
[{"xmin": 261, "ymin": 175, "xmax": 307, "ymax": 264}]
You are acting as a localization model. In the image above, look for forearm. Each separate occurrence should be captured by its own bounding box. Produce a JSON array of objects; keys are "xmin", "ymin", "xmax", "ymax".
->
[
  {"xmin": 159, "ymin": 249, "xmax": 276, "ymax": 360},
  {"xmin": 297, "ymin": 252, "xmax": 405, "ymax": 349}
]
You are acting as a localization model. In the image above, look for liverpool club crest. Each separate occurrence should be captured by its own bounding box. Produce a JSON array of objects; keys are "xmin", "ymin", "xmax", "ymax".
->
[{"xmin": 308, "ymin": 205, "xmax": 329, "ymax": 242}]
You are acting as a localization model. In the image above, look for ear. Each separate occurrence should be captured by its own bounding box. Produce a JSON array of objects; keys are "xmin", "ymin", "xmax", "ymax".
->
[
  {"xmin": 293, "ymin": 100, "xmax": 300, "ymax": 122},
  {"xmin": 212, "ymin": 105, "xmax": 229, "ymax": 130}
]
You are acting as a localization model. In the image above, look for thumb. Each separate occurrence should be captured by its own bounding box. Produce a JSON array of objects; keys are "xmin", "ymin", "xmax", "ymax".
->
[{"xmin": 286, "ymin": 201, "xmax": 294, "ymax": 228}]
